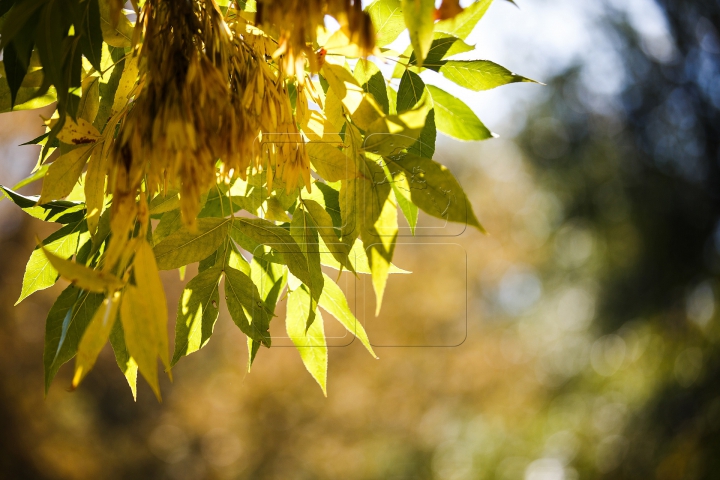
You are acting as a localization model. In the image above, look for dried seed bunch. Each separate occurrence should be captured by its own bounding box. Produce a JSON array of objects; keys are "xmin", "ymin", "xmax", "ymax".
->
[
  {"xmin": 256, "ymin": 0, "xmax": 375, "ymax": 77},
  {"xmin": 110, "ymin": 0, "xmax": 234, "ymax": 226}
]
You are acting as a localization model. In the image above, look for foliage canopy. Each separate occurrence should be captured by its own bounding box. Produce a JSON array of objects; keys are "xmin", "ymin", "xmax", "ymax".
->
[{"xmin": 0, "ymin": 0, "xmax": 534, "ymax": 398}]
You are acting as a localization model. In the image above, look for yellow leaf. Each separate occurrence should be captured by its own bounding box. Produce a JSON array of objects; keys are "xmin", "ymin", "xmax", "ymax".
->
[
  {"xmin": 307, "ymin": 143, "xmax": 354, "ymax": 181},
  {"xmin": 57, "ymin": 117, "xmax": 101, "ymax": 145},
  {"xmin": 40, "ymin": 244, "xmax": 124, "ymax": 292},
  {"xmin": 84, "ymin": 152, "xmax": 106, "ymax": 237},
  {"xmin": 73, "ymin": 291, "xmax": 121, "ymax": 388},
  {"xmin": 321, "ymin": 61, "xmax": 384, "ymax": 131},
  {"xmin": 133, "ymin": 240, "xmax": 171, "ymax": 374},
  {"xmin": 120, "ymin": 285, "xmax": 162, "ymax": 400},
  {"xmin": 38, "ymin": 145, "xmax": 93, "ymax": 204},
  {"xmin": 300, "ymin": 111, "xmax": 343, "ymax": 144},
  {"xmin": 112, "ymin": 56, "xmax": 139, "ymax": 115}
]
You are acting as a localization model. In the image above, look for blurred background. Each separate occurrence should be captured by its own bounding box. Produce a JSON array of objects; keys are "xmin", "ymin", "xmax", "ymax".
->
[{"xmin": 1, "ymin": 0, "xmax": 720, "ymax": 478}]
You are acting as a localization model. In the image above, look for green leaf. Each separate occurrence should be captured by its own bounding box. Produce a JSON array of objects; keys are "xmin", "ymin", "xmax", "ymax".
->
[
  {"xmin": 149, "ymin": 190, "xmax": 180, "ymax": 215},
  {"xmin": 380, "ymin": 155, "xmax": 418, "ymax": 234},
  {"xmin": 109, "ymin": 319, "xmax": 138, "ymax": 400},
  {"xmin": 78, "ymin": 74, "xmax": 100, "ymax": 124},
  {"xmin": 0, "ymin": 80, "xmax": 57, "ymax": 112},
  {"xmin": 385, "ymin": 153, "xmax": 484, "ymax": 231},
  {"xmin": 320, "ymin": 236, "xmax": 410, "ymax": 275},
  {"xmin": 250, "ymin": 255, "xmax": 286, "ymax": 313},
  {"xmin": 38, "ymin": 145, "xmax": 94, "ymax": 203},
  {"xmin": 42, "ymin": 285, "xmax": 79, "ymax": 393},
  {"xmin": 44, "ymin": 287, "xmax": 103, "ymax": 393},
  {"xmin": 72, "ymin": 291, "xmax": 120, "ymax": 387},
  {"xmin": 0, "ymin": 0, "xmax": 46, "ymax": 51},
  {"xmin": 437, "ymin": 60, "xmax": 538, "ymax": 91},
  {"xmin": 1, "ymin": 185, "xmax": 85, "ymax": 223},
  {"xmin": 199, "ymin": 236, "xmax": 250, "ymax": 274},
  {"xmin": 409, "ymin": 33, "xmax": 474, "ymax": 68},
  {"xmin": 303, "ymin": 198, "xmax": 355, "ymax": 273},
  {"xmin": 94, "ymin": 46, "xmax": 125, "ymax": 130},
  {"xmin": 435, "ymin": 0, "xmax": 493, "ymax": 40},
  {"xmin": 153, "ymin": 218, "xmax": 231, "ymax": 270},
  {"xmin": 363, "ymin": 93, "xmax": 430, "ymax": 156},
  {"xmin": 171, "ymin": 266, "xmax": 222, "ymax": 365},
  {"xmin": 397, "ymin": 70, "xmax": 425, "ymax": 113},
  {"xmin": 153, "ymin": 209, "xmax": 182, "ymax": 246},
  {"xmin": 224, "ymin": 265, "xmax": 273, "ymax": 346},
  {"xmin": 396, "ymin": 70, "xmax": 436, "ymax": 158},
  {"xmin": 247, "ymin": 256, "xmax": 286, "ymax": 371},
  {"xmin": 366, "ymin": 0, "xmax": 404, "ymax": 47},
  {"xmin": 78, "ymin": 0, "xmax": 103, "ymax": 71},
  {"xmin": 230, "ymin": 217, "xmax": 312, "ymax": 287},
  {"xmin": 35, "ymin": 1, "xmax": 67, "ymax": 110},
  {"xmin": 3, "ymin": 41, "xmax": 30, "ymax": 108},
  {"xmin": 402, "ymin": 0, "xmax": 434, "ymax": 67},
  {"xmin": 290, "ymin": 204, "xmax": 325, "ymax": 326},
  {"xmin": 354, "ymin": 59, "xmax": 390, "ymax": 115},
  {"xmin": 426, "ymin": 84, "xmax": 493, "ymax": 141},
  {"xmin": 16, "ymin": 220, "xmax": 86, "ymax": 305},
  {"xmin": 286, "ymin": 285, "xmax": 327, "ymax": 395},
  {"xmin": 307, "ymin": 182, "xmax": 343, "ymax": 230},
  {"xmin": 318, "ymin": 273, "xmax": 376, "ymax": 358},
  {"xmin": 321, "ymin": 61, "xmax": 384, "ymax": 131}
]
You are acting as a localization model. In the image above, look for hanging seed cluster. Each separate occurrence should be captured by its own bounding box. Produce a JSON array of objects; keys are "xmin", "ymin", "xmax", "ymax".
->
[
  {"xmin": 109, "ymin": 0, "xmax": 373, "ymax": 229},
  {"xmin": 256, "ymin": 0, "xmax": 374, "ymax": 76}
]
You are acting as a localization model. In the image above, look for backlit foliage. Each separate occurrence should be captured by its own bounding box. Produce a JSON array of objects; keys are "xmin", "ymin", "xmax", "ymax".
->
[{"xmin": 0, "ymin": 0, "xmax": 534, "ymax": 398}]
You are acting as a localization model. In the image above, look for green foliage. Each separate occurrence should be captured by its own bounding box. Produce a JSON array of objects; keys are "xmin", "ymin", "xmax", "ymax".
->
[{"xmin": 0, "ymin": 0, "xmax": 536, "ymax": 397}]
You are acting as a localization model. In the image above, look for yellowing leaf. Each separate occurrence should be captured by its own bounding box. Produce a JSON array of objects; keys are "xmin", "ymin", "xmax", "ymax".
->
[
  {"xmin": 307, "ymin": 143, "xmax": 354, "ymax": 182},
  {"xmin": 17, "ymin": 221, "xmax": 86, "ymax": 305},
  {"xmin": 365, "ymin": 189, "xmax": 398, "ymax": 315},
  {"xmin": 287, "ymin": 286, "xmax": 327, "ymax": 395},
  {"xmin": 99, "ymin": 0, "xmax": 134, "ymax": 48},
  {"xmin": 120, "ymin": 285, "xmax": 163, "ymax": 400},
  {"xmin": 153, "ymin": 218, "xmax": 231, "ymax": 270},
  {"xmin": 73, "ymin": 292, "xmax": 121, "ymax": 388},
  {"xmin": 319, "ymin": 273, "xmax": 376, "ymax": 358},
  {"xmin": 39, "ymin": 145, "xmax": 94, "ymax": 204},
  {"xmin": 438, "ymin": 60, "xmax": 539, "ymax": 91},
  {"xmin": 366, "ymin": 0, "xmax": 405, "ymax": 47},
  {"xmin": 41, "ymin": 244, "xmax": 124, "ymax": 292},
  {"xmin": 133, "ymin": 240, "xmax": 170, "ymax": 373},
  {"xmin": 109, "ymin": 320, "xmax": 138, "ymax": 400},
  {"xmin": 427, "ymin": 85, "xmax": 493, "ymax": 141},
  {"xmin": 79, "ymin": 75, "xmax": 100, "ymax": 124},
  {"xmin": 303, "ymin": 198, "xmax": 354, "ymax": 273},
  {"xmin": 363, "ymin": 92, "xmax": 430, "ymax": 156},
  {"xmin": 386, "ymin": 153, "xmax": 484, "ymax": 231}
]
